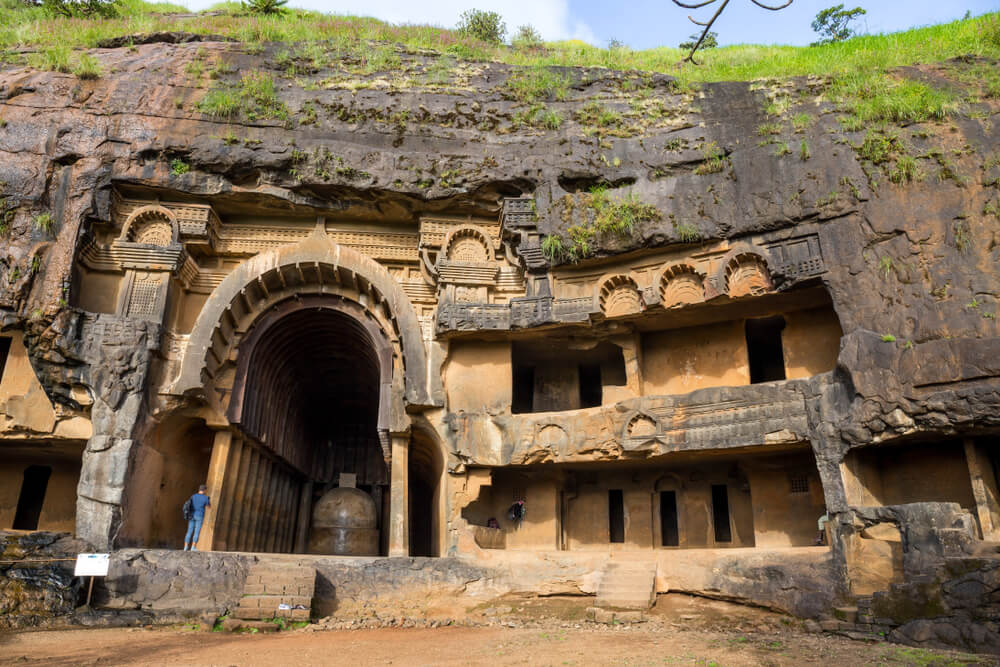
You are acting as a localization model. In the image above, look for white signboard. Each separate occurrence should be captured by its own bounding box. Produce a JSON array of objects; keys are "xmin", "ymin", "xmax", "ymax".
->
[{"xmin": 74, "ymin": 553, "xmax": 110, "ymax": 577}]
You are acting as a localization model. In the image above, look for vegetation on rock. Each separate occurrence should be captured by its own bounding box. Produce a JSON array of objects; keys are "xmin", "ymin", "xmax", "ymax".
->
[
  {"xmin": 0, "ymin": 2, "xmax": 996, "ymax": 89},
  {"xmin": 545, "ymin": 187, "xmax": 660, "ymax": 262}
]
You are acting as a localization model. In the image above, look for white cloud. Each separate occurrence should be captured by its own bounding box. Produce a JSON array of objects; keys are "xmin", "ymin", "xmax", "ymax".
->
[{"xmin": 180, "ymin": 0, "xmax": 597, "ymax": 44}]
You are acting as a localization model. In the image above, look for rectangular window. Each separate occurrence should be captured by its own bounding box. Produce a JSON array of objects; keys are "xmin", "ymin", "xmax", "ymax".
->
[
  {"xmin": 511, "ymin": 341, "xmax": 626, "ymax": 414},
  {"xmin": 0, "ymin": 336, "xmax": 11, "ymax": 384},
  {"xmin": 578, "ymin": 363, "xmax": 602, "ymax": 408},
  {"xmin": 608, "ymin": 489, "xmax": 625, "ymax": 543},
  {"xmin": 511, "ymin": 365, "xmax": 535, "ymax": 414},
  {"xmin": 788, "ymin": 474, "xmax": 810, "ymax": 494},
  {"xmin": 745, "ymin": 316, "xmax": 786, "ymax": 384},
  {"xmin": 711, "ymin": 484, "xmax": 732, "ymax": 543},
  {"xmin": 12, "ymin": 465, "xmax": 52, "ymax": 531},
  {"xmin": 660, "ymin": 490, "xmax": 679, "ymax": 547}
]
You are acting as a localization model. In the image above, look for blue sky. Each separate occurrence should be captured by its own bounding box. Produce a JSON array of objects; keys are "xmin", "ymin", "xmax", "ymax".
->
[{"xmin": 179, "ymin": 0, "xmax": 998, "ymax": 49}]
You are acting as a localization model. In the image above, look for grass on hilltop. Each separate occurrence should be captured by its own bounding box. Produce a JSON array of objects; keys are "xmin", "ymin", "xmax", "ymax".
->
[{"xmin": 0, "ymin": 0, "xmax": 997, "ymax": 87}]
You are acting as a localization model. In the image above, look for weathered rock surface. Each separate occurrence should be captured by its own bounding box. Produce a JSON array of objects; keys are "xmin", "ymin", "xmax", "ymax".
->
[{"xmin": 0, "ymin": 531, "xmax": 90, "ymax": 629}]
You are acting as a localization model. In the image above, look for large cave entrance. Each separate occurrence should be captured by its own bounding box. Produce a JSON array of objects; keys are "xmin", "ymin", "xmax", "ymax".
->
[{"xmin": 219, "ymin": 296, "xmax": 392, "ymax": 555}]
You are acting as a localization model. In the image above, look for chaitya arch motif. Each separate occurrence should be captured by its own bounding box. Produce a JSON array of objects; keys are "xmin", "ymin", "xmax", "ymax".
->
[
  {"xmin": 597, "ymin": 274, "xmax": 643, "ymax": 318},
  {"xmin": 659, "ymin": 263, "xmax": 705, "ymax": 308},
  {"xmin": 725, "ymin": 252, "xmax": 772, "ymax": 298},
  {"xmin": 119, "ymin": 205, "xmax": 179, "ymax": 246}
]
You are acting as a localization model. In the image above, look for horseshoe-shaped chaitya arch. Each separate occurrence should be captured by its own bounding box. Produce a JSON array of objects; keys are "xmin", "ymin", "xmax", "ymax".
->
[{"xmin": 169, "ymin": 232, "xmax": 434, "ymax": 410}]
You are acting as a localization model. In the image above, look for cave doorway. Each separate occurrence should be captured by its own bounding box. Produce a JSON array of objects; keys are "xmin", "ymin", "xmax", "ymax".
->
[
  {"xmin": 409, "ymin": 429, "xmax": 443, "ymax": 557},
  {"xmin": 222, "ymin": 296, "xmax": 392, "ymax": 555},
  {"xmin": 12, "ymin": 465, "xmax": 52, "ymax": 531},
  {"xmin": 124, "ymin": 414, "xmax": 214, "ymax": 548}
]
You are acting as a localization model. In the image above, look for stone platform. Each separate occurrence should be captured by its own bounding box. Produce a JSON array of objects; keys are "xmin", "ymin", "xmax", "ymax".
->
[{"xmin": 84, "ymin": 546, "xmax": 834, "ymax": 622}]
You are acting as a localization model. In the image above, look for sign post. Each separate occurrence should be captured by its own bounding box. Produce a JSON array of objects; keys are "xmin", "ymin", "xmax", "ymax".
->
[{"xmin": 74, "ymin": 553, "xmax": 110, "ymax": 611}]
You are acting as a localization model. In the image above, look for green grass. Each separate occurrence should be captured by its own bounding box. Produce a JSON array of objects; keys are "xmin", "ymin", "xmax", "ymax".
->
[
  {"xmin": 549, "ymin": 186, "xmax": 660, "ymax": 262},
  {"xmin": 512, "ymin": 104, "xmax": 563, "ymax": 130},
  {"xmin": 504, "ymin": 66, "xmax": 570, "ymax": 103},
  {"xmin": 197, "ymin": 70, "xmax": 288, "ymax": 121},
  {"xmin": 0, "ymin": 2, "xmax": 996, "ymax": 91},
  {"xmin": 73, "ymin": 52, "xmax": 101, "ymax": 78},
  {"xmin": 830, "ymin": 70, "xmax": 959, "ymax": 126},
  {"xmin": 33, "ymin": 212, "xmax": 53, "ymax": 233},
  {"xmin": 170, "ymin": 159, "xmax": 189, "ymax": 175}
]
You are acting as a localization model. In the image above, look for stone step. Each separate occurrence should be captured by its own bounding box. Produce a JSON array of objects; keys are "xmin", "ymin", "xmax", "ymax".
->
[
  {"xmin": 597, "ymin": 561, "xmax": 656, "ymax": 610},
  {"xmin": 598, "ymin": 587, "xmax": 656, "ymax": 596},
  {"xmin": 596, "ymin": 598, "xmax": 653, "ymax": 609},
  {"xmin": 833, "ymin": 606, "xmax": 858, "ymax": 623}
]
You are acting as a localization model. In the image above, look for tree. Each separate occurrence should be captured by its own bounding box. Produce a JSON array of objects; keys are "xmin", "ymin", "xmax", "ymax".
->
[
  {"xmin": 243, "ymin": 0, "xmax": 288, "ymax": 14},
  {"xmin": 679, "ymin": 31, "xmax": 718, "ymax": 50},
  {"xmin": 811, "ymin": 4, "xmax": 866, "ymax": 44},
  {"xmin": 40, "ymin": 0, "xmax": 118, "ymax": 18},
  {"xmin": 512, "ymin": 25, "xmax": 543, "ymax": 50},
  {"xmin": 457, "ymin": 9, "xmax": 507, "ymax": 44},
  {"xmin": 671, "ymin": 0, "xmax": 793, "ymax": 64}
]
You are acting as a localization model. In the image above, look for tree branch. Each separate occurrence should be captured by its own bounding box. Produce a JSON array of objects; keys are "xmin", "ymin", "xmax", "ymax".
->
[
  {"xmin": 748, "ymin": 0, "xmax": 793, "ymax": 10},
  {"xmin": 674, "ymin": 0, "xmax": 793, "ymax": 64}
]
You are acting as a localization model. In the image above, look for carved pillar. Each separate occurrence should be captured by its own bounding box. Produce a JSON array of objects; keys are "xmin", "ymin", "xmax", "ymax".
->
[
  {"xmin": 388, "ymin": 433, "xmax": 410, "ymax": 556},
  {"xmin": 201, "ymin": 429, "xmax": 233, "ymax": 551},
  {"xmin": 75, "ymin": 316, "xmax": 159, "ymax": 550},
  {"xmin": 965, "ymin": 438, "xmax": 998, "ymax": 539}
]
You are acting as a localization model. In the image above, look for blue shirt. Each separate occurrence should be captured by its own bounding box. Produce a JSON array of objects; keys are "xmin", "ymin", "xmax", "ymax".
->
[{"xmin": 189, "ymin": 493, "xmax": 210, "ymax": 519}]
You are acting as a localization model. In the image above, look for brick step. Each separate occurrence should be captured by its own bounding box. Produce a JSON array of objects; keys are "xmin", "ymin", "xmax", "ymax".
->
[
  {"xmin": 246, "ymin": 569, "xmax": 316, "ymax": 580},
  {"xmin": 238, "ymin": 594, "xmax": 312, "ymax": 609},
  {"xmin": 232, "ymin": 606, "xmax": 310, "ymax": 622},
  {"xmin": 243, "ymin": 582, "xmax": 314, "ymax": 596}
]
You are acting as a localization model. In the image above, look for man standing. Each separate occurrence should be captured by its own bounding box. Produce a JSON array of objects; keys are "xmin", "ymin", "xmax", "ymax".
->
[{"xmin": 184, "ymin": 484, "xmax": 211, "ymax": 551}]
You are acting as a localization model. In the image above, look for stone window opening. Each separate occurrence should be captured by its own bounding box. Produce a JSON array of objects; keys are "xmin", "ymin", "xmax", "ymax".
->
[
  {"xmin": 788, "ymin": 473, "xmax": 810, "ymax": 494},
  {"xmin": 660, "ymin": 490, "xmax": 680, "ymax": 547},
  {"xmin": 578, "ymin": 363, "xmax": 602, "ymax": 408},
  {"xmin": 745, "ymin": 316, "xmax": 787, "ymax": 384},
  {"xmin": 711, "ymin": 484, "xmax": 732, "ymax": 543},
  {"xmin": 608, "ymin": 489, "xmax": 625, "ymax": 543},
  {"xmin": 12, "ymin": 465, "xmax": 52, "ymax": 531},
  {"xmin": 511, "ymin": 340, "xmax": 627, "ymax": 414},
  {"xmin": 0, "ymin": 335, "xmax": 11, "ymax": 383}
]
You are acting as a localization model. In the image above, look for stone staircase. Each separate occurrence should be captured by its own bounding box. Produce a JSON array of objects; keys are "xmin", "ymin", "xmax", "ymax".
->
[
  {"xmin": 234, "ymin": 562, "xmax": 316, "ymax": 622},
  {"xmin": 596, "ymin": 561, "xmax": 657, "ymax": 609}
]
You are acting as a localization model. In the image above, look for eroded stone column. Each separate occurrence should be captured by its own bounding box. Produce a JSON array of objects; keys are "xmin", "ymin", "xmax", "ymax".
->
[
  {"xmin": 388, "ymin": 434, "xmax": 410, "ymax": 556},
  {"xmin": 965, "ymin": 438, "xmax": 997, "ymax": 539}
]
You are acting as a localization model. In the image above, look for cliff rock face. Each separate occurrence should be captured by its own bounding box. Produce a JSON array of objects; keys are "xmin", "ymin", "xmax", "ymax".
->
[{"xmin": 0, "ymin": 35, "xmax": 999, "ymax": 647}]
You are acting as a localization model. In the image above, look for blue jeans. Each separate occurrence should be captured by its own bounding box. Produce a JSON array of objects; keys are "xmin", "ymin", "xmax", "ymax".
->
[{"xmin": 185, "ymin": 517, "xmax": 204, "ymax": 547}]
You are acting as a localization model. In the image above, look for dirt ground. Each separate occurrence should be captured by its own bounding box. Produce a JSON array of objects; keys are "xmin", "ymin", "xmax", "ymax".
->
[
  {"xmin": 0, "ymin": 596, "xmax": 995, "ymax": 667},
  {"xmin": 1, "ymin": 624, "xmax": 995, "ymax": 667}
]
